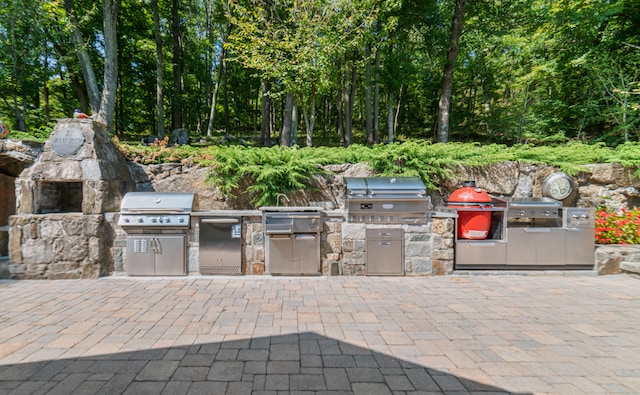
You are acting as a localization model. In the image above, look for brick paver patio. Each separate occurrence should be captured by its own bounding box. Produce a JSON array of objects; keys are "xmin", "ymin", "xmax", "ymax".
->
[{"xmin": 0, "ymin": 274, "xmax": 639, "ymax": 394}]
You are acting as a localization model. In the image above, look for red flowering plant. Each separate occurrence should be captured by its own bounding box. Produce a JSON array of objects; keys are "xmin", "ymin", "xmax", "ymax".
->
[{"xmin": 595, "ymin": 207, "xmax": 640, "ymax": 244}]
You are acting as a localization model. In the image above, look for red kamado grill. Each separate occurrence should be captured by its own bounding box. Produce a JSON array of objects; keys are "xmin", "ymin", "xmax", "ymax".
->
[{"xmin": 447, "ymin": 181, "xmax": 493, "ymax": 240}]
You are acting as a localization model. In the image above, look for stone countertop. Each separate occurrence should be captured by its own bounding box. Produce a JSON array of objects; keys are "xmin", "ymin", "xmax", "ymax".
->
[
  {"xmin": 192, "ymin": 210, "xmax": 262, "ymax": 217},
  {"xmin": 192, "ymin": 209, "xmax": 347, "ymax": 218},
  {"xmin": 191, "ymin": 209, "xmax": 452, "ymax": 219},
  {"xmin": 432, "ymin": 210, "xmax": 458, "ymax": 218},
  {"xmin": 259, "ymin": 206, "xmax": 324, "ymax": 212}
]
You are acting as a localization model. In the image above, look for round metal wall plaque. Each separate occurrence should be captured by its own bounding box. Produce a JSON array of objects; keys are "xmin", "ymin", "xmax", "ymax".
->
[
  {"xmin": 51, "ymin": 127, "xmax": 85, "ymax": 156},
  {"xmin": 542, "ymin": 172, "xmax": 575, "ymax": 200}
]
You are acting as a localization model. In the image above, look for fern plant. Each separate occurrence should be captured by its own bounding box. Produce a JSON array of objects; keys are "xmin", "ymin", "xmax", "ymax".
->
[{"xmin": 207, "ymin": 146, "xmax": 328, "ymax": 207}]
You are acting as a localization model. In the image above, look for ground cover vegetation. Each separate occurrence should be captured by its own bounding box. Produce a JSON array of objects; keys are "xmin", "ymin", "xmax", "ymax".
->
[
  {"xmin": 117, "ymin": 140, "xmax": 640, "ymax": 206},
  {"xmin": 0, "ymin": 0, "xmax": 638, "ymax": 146}
]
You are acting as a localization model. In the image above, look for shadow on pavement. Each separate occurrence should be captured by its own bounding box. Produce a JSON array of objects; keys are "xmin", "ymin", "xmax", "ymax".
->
[{"xmin": 0, "ymin": 332, "xmax": 530, "ymax": 394}]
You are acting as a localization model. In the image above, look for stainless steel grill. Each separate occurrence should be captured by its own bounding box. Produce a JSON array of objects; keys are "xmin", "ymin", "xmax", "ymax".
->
[
  {"xmin": 345, "ymin": 177, "xmax": 431, "ymax": 224},
  {"xmin": 118, "ymin": 192, "xmax": 196, "ymax": 276},
  {"xmin": 117, "ymin": 192, "xmax": 195, "ymax": 229}
]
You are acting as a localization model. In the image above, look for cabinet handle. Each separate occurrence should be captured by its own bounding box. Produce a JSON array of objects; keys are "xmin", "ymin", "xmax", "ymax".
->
[{"xmin": 202, "ymin": 218, "xmax": 239, "ymax": 224}]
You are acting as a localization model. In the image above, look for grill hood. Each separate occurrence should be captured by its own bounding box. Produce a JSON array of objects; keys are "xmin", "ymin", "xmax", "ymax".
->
[
  {"xmin": 120, "ymin": 192, "xmax": 196, "ymax": 213},
  {"xmin": 345, "ymin": 176, "xmax": 427, "ymax": 196},
  {"xmin": 344, "ymin": 177, "xmax": 431, "ymax": 224},
  {"xmin": 118, "ymin": 192, "xmax": 196, "ymax": 230}
]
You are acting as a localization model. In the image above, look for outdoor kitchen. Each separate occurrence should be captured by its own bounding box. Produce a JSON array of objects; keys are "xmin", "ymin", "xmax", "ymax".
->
[{"xmin": 0, "ymin": 119, "xmax": 610, "ymax": 279}]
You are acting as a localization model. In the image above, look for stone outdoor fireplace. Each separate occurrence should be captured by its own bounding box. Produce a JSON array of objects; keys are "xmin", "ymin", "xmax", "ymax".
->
[{"xmin": 8, "ymin": 119, "xmax": 134, "ymax": 279}]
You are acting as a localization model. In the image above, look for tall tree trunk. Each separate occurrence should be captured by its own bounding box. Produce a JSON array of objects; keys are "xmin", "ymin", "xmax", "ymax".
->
[
  {"xmin": 63, "ymin": 0, "xmax": 101, "ymax": 114},
  {"xmin": 207, "ymin": 24, "xmax": 231, "ymax": 138},
  {"xmin": 222, "ymin": 56, "xmax": 230, "ymax": 134},
  {"xmin": 374, "ymin": 45, "xmax": 380, "ymax": 143},
  {"xmin": 94, "ymin": 0, "xmax": 120, "ymax": 132},
  {"xmin": 171, "ymin": 0, "xmax": 183, "ymax": 131},
  {"xmin": 336, "ymin": 60, "xmax": 345, "ymax": 146},
  {"xmin": 387, "ymin": 89, "xmax": 395, "ymax": 143},
  {"xmin": 259, "ymin": 79, "xmax": 272, "ymax": 146},
  {"xmin": 151, "ymin": 0, "xmax": 164, "ymax": 138},
  {"xmin": 365, "ymin": 43, "xmax": 374, "ymax": 145},
  {"xmin": 307, "ymin": 89, "xmax": 316, "ymax": 147},
  {"xmin": 343, "ymin": 58, "xmax": 355, "ymax": 147},
  {"xmin": 436, "ymin": 0, "xmax": 465, "ymax": 143},
  {"xmin": 43, "ymin": 54, "xmax": 50, "ymax": 123},
  {"xmin": 291, "ymin": 100, "xmax": 298, "ymax": 146},
  {"xmin": 70, "ymin": 76, "xmax": 89, "ymax": 114},
  {"xmin": 280, "ymin": 92, "xmax": 294, "ymax": 146},
  {"xmin": 302, "ymin": 88, "xmax": 316, "ymax": 147},
  {"xmin": 337, "ymin": 87, "xmax": 345, "ymax": 146}
]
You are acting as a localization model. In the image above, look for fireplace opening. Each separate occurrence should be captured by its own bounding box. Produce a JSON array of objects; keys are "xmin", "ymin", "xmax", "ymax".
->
[{"xmin": 35, "ymin": 181, "xmax": 83, "ymax": 214}]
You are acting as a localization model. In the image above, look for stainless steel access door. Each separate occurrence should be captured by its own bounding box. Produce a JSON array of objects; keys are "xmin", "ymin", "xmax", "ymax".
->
[
  {"xmin": 366, "ymin": 228, "xmax": 404, "ymax": 275},
  {"xmin": 126, "ymin": 234, "xmax": 186, "ymax": 275},
  {"xmin": 267, "ymin": 233, "xmax": 320, "ymax": 275},
  {"xmin": 199, "ymin": 218, "xmax": 242, "ymax": 275},
  {"xmin": 506, "ymin": 228, "xmax": 566, "ymax": 266}
]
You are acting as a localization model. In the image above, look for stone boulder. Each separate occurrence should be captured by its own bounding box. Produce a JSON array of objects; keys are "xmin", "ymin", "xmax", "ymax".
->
[{"xmin": 170, "ymin": 128, "xmax": 190, "ymax": 145}]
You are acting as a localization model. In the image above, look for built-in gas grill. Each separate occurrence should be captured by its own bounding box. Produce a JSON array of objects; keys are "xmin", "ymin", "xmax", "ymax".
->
[
  {"xmin": 344, "ymin": 177, "xmax": 431, "ymax": 224},
  {"xmin": 118, "ymin": 192, "xmax": 195, "ymax": 275},
  {"xmin": 345, "ymin": 177, "xmax": 431, "ymax": 276}
]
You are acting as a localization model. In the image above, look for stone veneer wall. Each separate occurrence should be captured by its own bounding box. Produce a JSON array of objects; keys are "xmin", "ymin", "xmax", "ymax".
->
[
  {"xmin": 340, "ymin": 217, "xmax": 454, "ymax": 276},
  {"xmin": 595, "ymin": 245, "xmax": 640, "ymax": 275},
  {"xmin": 8, "ymin": 214, "xmax": 111, "ymax": 279}
]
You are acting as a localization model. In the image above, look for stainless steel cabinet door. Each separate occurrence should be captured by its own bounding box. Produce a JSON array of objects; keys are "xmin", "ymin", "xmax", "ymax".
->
[
  {"xmin": 267, "ymin": 233, "xmax": 320, "ymax": 275},
  {"xmin": 506, "ymin": 228, "xmax": 565, "ymax": 266},
  {"xmin": 126, "ymin": 235, "xmax": 185, "ymax": 275},
  {"xmin": 268, "ymin": 234, "xmax": 293, "ymax": 274},
  {"xmin": 293, "ymin": 233, "xmax": 320, "ymax": 274},
  {"xmin": 565, "ymin": 228, "xmax": 595, "ymax": 266},
  {"xmin": 456, "ymin": 240, "xmax": 506, "ymax": 267},
  {"xmin": 126, "ymin": 236, "xmax": 156, "ymax": 275},
  {"xmin": 154, "ymin": 235, "xmax": 186, "ymax": 275},
  {"xmin": 366, "ymin": 229, "xmax": 404, "ymax": 275}
]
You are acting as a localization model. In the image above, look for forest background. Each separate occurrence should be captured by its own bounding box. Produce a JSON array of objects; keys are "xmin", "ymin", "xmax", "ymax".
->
[{"xmin": 1, "ymin": 0, "xmax": 639, "ymax": 148}]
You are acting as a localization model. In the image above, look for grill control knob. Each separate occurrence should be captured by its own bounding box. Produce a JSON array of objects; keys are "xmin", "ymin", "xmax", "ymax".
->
[
  {"xmin": 178, "ymin": 217, "xmax": 184, "ymax": 223},
  {"xmin": 164, "ymin": 217, "xmax": 170, "ymax": 223},
  {"xmin": 517, "ymin": 210, "xmax": 526, "ymax": 216},
  {"xmin": 542, "ymin": 210, "xmax": 550, "ymax": 216},
  {"xmin": 151, "ymin": 218, "xmax": 157, "ymax": 223},
  {"xmin": 137, "ymin": 217, "xmax": 144, "ymax": 223},
  {"xmin": 123, "ymin": 217, "xmax": 130, "ymax": 223}
]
